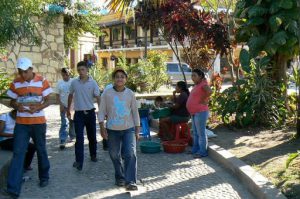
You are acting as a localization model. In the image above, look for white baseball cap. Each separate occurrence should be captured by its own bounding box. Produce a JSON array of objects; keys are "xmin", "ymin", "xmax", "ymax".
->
[{"xmin": 17, "ymin": 57, "xmax": 32, "ymax": 70}]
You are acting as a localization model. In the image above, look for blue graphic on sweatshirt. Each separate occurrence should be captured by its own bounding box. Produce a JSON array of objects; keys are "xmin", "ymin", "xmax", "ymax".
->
[{"xmin": 107, "ymin": 96, "xmax": 130, "ymax": 128}]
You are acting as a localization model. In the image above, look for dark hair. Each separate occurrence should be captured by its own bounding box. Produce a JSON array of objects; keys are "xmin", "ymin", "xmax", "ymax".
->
[
  {"xmin": 155, "ymin": 96, "xmax": 163, "ymax": 102},
  {"xmin": 192, "ymin": 69, "xmax": 205, "ymax": 79},
  {"xmin": 77, "ymin": 61, "xmax": 88, "ymax": 68},
  {"xmin": 112, "ymin": 68, "xmax": 128, "ymax": 78},
  {"xmin": 177, "ymin": 81, "xmax": 189, "ymax": 96},
  {"xmin": 61, "ymin": 67, "xmax": 70, "ymax": 74}
]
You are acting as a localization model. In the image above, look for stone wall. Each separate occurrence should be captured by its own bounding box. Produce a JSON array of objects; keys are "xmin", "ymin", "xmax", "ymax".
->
[{"xmin": 0, "ymin": 15, "xmax": 64, "ymax": 87}]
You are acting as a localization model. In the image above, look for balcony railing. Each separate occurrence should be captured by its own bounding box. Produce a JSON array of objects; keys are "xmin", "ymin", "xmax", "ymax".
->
[{"xmin": 95, "ymin": 36, "xmax": 169, "ymax": 50}]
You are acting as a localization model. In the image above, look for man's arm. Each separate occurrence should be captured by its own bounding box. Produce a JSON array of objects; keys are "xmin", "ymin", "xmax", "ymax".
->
[
  {"xmin": 56, "ymin": 94, "xmax": 64, "ymax": 112},
  {"xmin": 56, "ymin": 94, "xmax": 60, "ymax": 104},
  {"xmin": 10, "ymin": 99, "xmax": 25, "ymax": 112},
  {"xmin": 131, "ymin": 93, "xmax": 140, "ymax": 140},
  {"xmin": 96, "ymin": 95, "xmax": 101, "ymax": 110},
  {"xmin": 28, "ymin": 95, "xmax": 51, "ymax": 114},
  {"xmin": 67, "ymin": 94, "xmax": 73, "ymax": 115},
  {"xmin": 98, "ymin": 94, "xmax": 107, "ymax": 139}
]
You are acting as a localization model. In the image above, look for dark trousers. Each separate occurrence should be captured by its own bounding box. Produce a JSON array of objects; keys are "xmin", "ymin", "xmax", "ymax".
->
[
  {"xmin": 7, "ymin": 123, "xmax": 49, "ymax": 195},
  {"xmin": 74, "ymin": 109, "xmax": 97, "ymax": 165},
  {"xmin": 0, "ymin": 138, "xmax": 36, "ymax": 169}
]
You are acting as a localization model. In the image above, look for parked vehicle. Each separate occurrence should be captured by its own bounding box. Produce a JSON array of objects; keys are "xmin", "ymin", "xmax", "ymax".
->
[{"xmin": 165, "ymin": 62, "xmax": 193, "ymax": 85}]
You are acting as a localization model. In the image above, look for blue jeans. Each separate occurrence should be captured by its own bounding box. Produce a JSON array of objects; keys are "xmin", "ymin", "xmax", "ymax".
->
[
  {"xmin": 7, "ymin": 123, "xmax": 50, "ymax": 196},
  {"xmin": 107, "ymin": 128, "xmax": 137, "ymax": 185},
  {"xmin": 191, "ymin": 111, "xmax": 209, "ymax": 157},
  {"xmin": 74, "ymin": 109, "xmax": 97, "ymax": 165},
  {"xmin": 59, "ymin": 107, "xmax": 75, "ymax": 143}
]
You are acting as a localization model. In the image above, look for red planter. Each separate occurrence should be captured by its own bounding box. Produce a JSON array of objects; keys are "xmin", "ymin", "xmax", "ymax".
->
[{"xmin": 162, "ymin": 140, "xmax": 188, "ymax": 153}]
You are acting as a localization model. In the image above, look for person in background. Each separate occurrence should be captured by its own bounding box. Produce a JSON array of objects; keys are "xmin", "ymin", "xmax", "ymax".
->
[
  {"xmin": 54, "ymin": 68, "xmax": 76, "ymax": 150},
  {"xmin": 154, "ymin": 96, "xmax": 164, "ymax": 109},
  {"xmin": 67, "ymin": 61, "xmax": 101, "ymax": 171},
  {"xmin": 4, "ymin": 57, "xmax": 52, "ymax": 198},
  {"xmin": 158, "ymin": 81, "xmax": 190, "ymax": 140},
  {"xmin": 98, "ymin": 68, "xmax": 140, "ymax": 191},
  {"xmin": 0, "ymin": 109, "xmax": 36, "ymax": 171},
  {"xmin": 186, "ymin": 69, "xmax": 212, "ymax": 158},
  {"xmin": 54, "ymin": 68, "xmax": 75, "ymax": 150}
]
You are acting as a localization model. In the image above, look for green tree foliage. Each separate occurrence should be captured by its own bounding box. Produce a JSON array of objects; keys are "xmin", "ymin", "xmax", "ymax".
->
[
  {"xmin": 235, "ymin": 0, "xmax": 300, "ymax": 135},
  {"xmin": 235, "ymin": 0, "xmax": 300, "ymax": 83},
  {"xmin": 0, "ymin": 0, "xmax": 101, "ymax": 52},
  {"xmin": 105, "ymin": 0, "xmax": 165, "ymax": 12},
  {"xmin": 62, "ymin": 1, "xmax": 101, "ymax": 49},
  {"xmin": 0, "ymin": 0, "xmax": 45, "ymax": 48}
]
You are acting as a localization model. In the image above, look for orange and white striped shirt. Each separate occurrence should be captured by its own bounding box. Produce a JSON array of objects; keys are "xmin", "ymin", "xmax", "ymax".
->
[{"xmin": 7, "ymin": 74, "xmax": 53, "ymax": 124}]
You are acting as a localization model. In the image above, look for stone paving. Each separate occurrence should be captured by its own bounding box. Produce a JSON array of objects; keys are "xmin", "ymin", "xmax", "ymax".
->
[{"xmin": 18, "ymin": 105, "xmax": 254, "ymax": 199}]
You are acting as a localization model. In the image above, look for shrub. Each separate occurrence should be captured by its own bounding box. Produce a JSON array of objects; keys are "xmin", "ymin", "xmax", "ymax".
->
[
  {"xmin": 215, "ymin": 57, "xmax": 288, "ymax": 127},
  {"xmin": 137, "ymin": 51, "xmax": 169, "ymax": 92},
  {"xmin": 89, "ymin": 63, "xmax": 112, "ymax": 90},
  {"xmin": 0, "ymin": 67, "xmax": 12, "ymax": 98},
  {"xmin": 116, "ymin": 51, "xmax": 169, "ymax": 93}
]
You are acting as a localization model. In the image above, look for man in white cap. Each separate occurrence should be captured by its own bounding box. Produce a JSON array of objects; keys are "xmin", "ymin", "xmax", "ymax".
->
[{"xmin": 2, "ymin": 57, "xmax": 52, "ymax": 198}]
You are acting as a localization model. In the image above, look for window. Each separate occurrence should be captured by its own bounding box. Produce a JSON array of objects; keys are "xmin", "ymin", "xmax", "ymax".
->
[
  {"xmin": 113, "ymin": 28, "xmax": 120, "ymax": 41},
  {"xmin": 132, "ymin": 58, "xmax": 139, "ymax": 64},
  {"xmin": 167, "ymin": 64, "xmax": 179, "ymax": 72}
]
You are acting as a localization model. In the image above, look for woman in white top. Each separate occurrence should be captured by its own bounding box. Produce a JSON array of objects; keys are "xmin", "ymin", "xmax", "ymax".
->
[{"xmin": 0, "ymin": 109, "xmax": 36, "ymax": 170}]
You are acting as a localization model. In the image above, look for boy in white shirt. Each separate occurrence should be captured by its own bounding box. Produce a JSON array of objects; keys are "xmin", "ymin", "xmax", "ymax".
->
[{"xmin": 54, "ymin": 68, "xmax": 75, "ymax": 149}]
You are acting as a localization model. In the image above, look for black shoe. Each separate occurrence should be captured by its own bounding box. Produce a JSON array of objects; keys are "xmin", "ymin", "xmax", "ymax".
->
[
  {"xmin": 91, "ymin": 156, "xmax": 98, "ymax": 162},
  {"xmin": 115, "ymin": 180, "xmax": 126, "ymax": 187},
  {"xmin": 59, "ymin": 142, "xmax": 66, "ymax": 150},
  {"xmin": 39, "ymin": 180, "xmax": 49, "ymax": 188},
  {"xmin": 0, "ymin": 189, "xmax": 19, "ymax": 199},
  {"xmin": 73, "ymin": 162, "xmax": 82, "ymax": 171},
  {"xmin": 125, "ymin": 184, "xmax": 138, "ymax": 191}
]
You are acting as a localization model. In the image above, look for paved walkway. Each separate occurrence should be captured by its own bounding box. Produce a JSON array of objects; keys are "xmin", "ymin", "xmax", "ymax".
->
[{"xmin": 18, "ymin": 105, "xmax": 254, "ymax": 199}]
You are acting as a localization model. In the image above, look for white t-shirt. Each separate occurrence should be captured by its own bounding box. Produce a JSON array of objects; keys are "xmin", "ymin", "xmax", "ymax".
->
[
  {"xmin": 54, "ymin": 78, "xmax": 73, "ymax": 107},
  {"xmin": 0, "ymin": 113, "xmax": 15, "ymax": 142}
]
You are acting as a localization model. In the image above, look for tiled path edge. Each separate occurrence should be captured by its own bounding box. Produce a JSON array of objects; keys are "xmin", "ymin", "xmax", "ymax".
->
[{"xmin": 208, "ymin": 143, "xmax": 286, "ymax": 199}]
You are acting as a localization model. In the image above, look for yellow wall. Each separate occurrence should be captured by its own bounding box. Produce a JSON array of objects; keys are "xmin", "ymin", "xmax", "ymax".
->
[{"xmin": 97, "ymin": 49, "xmax": 174, "ymax": 69}]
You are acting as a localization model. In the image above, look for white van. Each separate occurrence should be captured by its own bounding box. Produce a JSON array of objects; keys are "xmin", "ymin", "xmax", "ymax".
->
[{"xmin": 166, "ymin": 62, "xmax": 193, "ymax": 85}]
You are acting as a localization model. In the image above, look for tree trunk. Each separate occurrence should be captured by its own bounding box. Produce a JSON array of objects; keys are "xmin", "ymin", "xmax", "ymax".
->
[
  {"xmin": 273, "ymin": 54, "xmax": 292, "ymax": 126},
  {"xmin": 225, "ymin": 55, "xmax": 236, "ymax": 83},
  {"xmin": 274, "ymin": 54, "xmax": 288, "ymax": 104},
  {"xmin": 144, "ymin": 28, "xmax": 148, "ymax": 58}
]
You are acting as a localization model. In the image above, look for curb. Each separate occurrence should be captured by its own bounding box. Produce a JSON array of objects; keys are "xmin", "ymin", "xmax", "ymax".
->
[{"xmin": 208, "ymin": 143, "xmax": 287, "ymax": 199}]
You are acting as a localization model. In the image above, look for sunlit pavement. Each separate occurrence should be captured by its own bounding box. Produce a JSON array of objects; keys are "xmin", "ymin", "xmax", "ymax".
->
[{"xmin": 18, "ymin": 105, "xmax": 254, "ymax": 199}]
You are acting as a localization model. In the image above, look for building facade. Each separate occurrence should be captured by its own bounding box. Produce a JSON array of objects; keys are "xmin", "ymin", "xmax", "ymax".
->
[{"xmin": 95, "ymin": 12, "xmax": 179, "ymax": 69}]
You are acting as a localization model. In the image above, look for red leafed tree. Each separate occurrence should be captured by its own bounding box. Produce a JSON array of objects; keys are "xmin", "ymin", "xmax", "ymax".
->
[
  {"xmin": 135, "ymin": 0, "xmax": 229, "ymax": 82},
  {"xmin": 159, "ymin": 0, "xmax": 229, "ymax": 71}
]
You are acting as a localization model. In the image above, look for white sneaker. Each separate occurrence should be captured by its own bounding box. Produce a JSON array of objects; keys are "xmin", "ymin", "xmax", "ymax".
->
[{"xmin": 206, "ymin": 129, "xmax": 217, "ymax": 138}]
